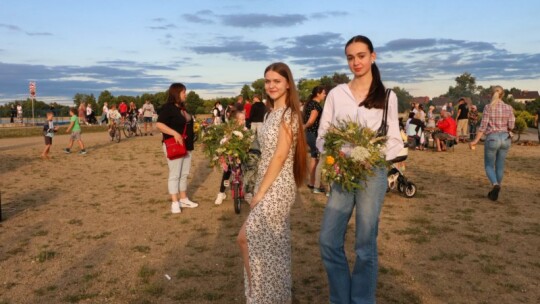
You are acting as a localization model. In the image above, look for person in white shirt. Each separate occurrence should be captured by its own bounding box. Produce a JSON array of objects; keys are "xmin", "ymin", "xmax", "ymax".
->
[
  {"xmin": 317, "ymin": 35, "xmax": 403, "ymax": 304},
  {"xmin": 100, "ymin": 102, "xmax": 109, "ymax": 125},
  {"xmin": 141, "ymin": 100, "xmax": 156, "ymax": 135}
]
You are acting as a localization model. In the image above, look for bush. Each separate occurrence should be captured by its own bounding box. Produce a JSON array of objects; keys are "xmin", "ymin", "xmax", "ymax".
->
[
  {"xmin": 514, "ymin": 117, "xmax": 527, "ymax": 134},
  {"xmin": 515, "ymin": 110, "xmax": 535, "ymax": 128}
]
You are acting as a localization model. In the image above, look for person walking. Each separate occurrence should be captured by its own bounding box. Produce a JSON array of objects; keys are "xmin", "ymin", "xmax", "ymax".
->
[
  {"xmin": 468, "ymin": 105, "xmax": 479, "ymax": 141},
  {"xmin": 470, "ymin": 85, "xmax": 515, "ymax": 201},
  {"xmin": 156, "ymin": 83, "xmax": 198, "ymax": 214},
  {"xmin": 64, "ymin": 107, "xmax": 87, "ymax": 155},
  {"xmin": 100, "ymin": 102, "xmax": 109, "ymax": 125},
  {"xmin": 236, "ymin": 62, "xmax": 306, "ymax": 303},
  {"xmin": 456, "ymin": 98, "xmax": 469, "ymax": 142},
  {"xmin": 304, "ymin": 85, "xmax": 326, "ymax": 194},
  {"xmin": 249, "ymin": 95, "xmax": 267, "ymax": 135},
  {"xmin": 317, "ymin": 35, "xmax": 403, "ymax": 304},
  {"xmin": 142, "ymin": 100, "xmax": 156, "ymax": 135}
]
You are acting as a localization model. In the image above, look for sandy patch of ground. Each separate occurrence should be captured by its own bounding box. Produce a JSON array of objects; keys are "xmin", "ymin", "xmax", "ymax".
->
[{"xmin": 0, "ymin": 131, "xmax": 539, "ymax": 303}]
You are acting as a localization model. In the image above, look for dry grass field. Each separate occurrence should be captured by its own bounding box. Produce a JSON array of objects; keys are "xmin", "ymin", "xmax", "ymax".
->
[{"xmin": 0, "ymin": 131, "xmax": 539, "ymax": 303}]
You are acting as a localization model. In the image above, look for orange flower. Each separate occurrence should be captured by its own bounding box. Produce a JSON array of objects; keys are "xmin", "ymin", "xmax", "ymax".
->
[{"xmin": 326, "ymin": 156, "xmax": 335, "ymax": 165}]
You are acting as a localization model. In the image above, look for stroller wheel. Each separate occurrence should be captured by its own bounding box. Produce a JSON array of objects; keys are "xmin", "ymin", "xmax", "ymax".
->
[
  {"xmin": 397, "ymin": 182, "xmax": 405, "ymax": 193},
  {"xmin": 404, "ymin": 182, "xmax": 417, "ymax": 198}
]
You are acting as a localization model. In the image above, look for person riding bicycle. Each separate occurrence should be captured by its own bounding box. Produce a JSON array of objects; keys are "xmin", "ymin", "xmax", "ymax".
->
[
  {"xmin": 127, "ymin": 102, "xmax": 139, "ymax": 128},
  {"xmin": 215, "ymin": 109, "xmax": 247, "ymax": 205},
  {"xmin": 107, "ymin": 104, "xmax": 121, "ymax": 133}
]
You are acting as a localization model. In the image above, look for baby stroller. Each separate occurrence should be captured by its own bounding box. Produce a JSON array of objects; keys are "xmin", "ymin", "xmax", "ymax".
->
[{"xmin": 387, "ymin": 141, "xmax": 417, "ymax": 198}]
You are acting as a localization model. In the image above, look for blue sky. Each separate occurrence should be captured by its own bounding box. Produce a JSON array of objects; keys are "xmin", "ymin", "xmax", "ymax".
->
[{"xmin": 1, "ymin": 0, "xmax": 539, "ymax": 105}]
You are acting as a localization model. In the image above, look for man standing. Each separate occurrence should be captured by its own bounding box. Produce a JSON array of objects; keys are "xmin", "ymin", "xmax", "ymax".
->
[
  {"xmin": 468, "ymin": 105, "xmax": 479, "ymax": 141},
  {"xmin": 244, "ymin": 98, "xmax": 252, "ymax": 129},
  {"xmin": 142, "ymin": 100, "xmax": 156, "ymax": 136},
  {"xmin": 249, "ymin": 95, "xmax": 267, "ymax": 135},
  {"xmin": 455, "ymin": 98, "xmax": 469, "ymax": 142},
  {"xmin": 10, "ymin": 105, "xmax": 16, "ymax": 123},
  {"xmin": 16, "ymin": 103, "xmax": 23, "ymax": 123}
]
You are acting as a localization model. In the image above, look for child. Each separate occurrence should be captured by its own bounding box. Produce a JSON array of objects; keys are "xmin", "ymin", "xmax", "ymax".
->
[
  {"xmin": 64, "ymin": 107, "xmax": 87, "ymax": 154},
  {"xmin": 215, "ymin": 110, "xmax": 248, "ymax": 205},
  {"xmin": 41, "ymin": 111, "xmax": 58, "ymax": 159},
  {"xmin": 107, "ymin": 104, "xmax": 121, "ymax": 133}
]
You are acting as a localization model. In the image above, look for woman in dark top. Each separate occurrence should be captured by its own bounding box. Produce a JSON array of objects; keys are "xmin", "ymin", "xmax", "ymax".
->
[
  {"xmin": 303, "ymin": 85, "xmax": 326, "ymax": 193},
  {"xmin": 157, "ymin": 83, "xmax": 198, "ymax": 214}
]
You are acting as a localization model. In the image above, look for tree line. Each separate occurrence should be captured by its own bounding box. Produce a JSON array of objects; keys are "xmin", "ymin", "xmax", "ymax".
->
[{"xmin": 1, "ymin": 72, "xmax": 538, "ymax": 120}]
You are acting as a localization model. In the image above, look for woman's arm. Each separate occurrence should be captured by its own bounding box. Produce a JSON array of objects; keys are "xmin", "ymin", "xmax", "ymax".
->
[
  {"xmin": 156, "ymin": 122, "xmax": 183, "ymax": 144},
  {"xmin": 303, "ymin": 110, "xmax": 318, "ymax": 129},
  {"xmin": 316, "ymin": 93, "xmax": 335, "ymax": 152},
  {"xmin": 250, "ymin": 117, "xmax": 295, "ymax": 209}
]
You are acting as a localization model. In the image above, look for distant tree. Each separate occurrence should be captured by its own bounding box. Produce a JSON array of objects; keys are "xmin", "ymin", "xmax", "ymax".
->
[
  {"xmin": 332, "ymin": 72, "xmax": 350, "ymax": 85},
  {"xmin": 251, "ymin": 79, "xmax": 265, "ymax": 98},
  {"xmin": 240, "ymin": 84, "xmax": 253, "ymax": 100},
  {"xmin": 97, "ymin": 90, "xmax": 115, "ymax": 110},
  {"xmin": 318, "ymin": 73, "xmax": 350, "ymax": 92},
  {"xmin": 185, "ymin": 91, "xmax": 204, "ymax": 114},
  {"xmin": 392, "ymin": 86, "xmax": 413, "ymax": 113},
  {"xmin": 445, "ymin": 72, "xmax": 478, "ymax": 102},
  {"xmin": 297, "ymin": 78, "xmax": 321, "ymax": 102}
]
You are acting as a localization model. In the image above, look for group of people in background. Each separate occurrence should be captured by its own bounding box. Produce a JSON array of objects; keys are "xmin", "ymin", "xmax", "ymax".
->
[{"xmin": 9, "ymin": 103, "xmax": 23, "ymax": 123}]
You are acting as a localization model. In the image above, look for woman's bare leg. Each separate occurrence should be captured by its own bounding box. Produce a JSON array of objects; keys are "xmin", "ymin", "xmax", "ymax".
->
[{"xmin": 237, "ymin": 221, "xmax": 252, "ymax": 295}]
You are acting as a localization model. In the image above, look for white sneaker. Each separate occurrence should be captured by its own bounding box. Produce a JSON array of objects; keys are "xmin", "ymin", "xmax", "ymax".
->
[
  {"xmin": 171, "ymin": 201, "xmax": 181, "ymax": 214},
  {"xmin": 214, "ymin": 192, "xmax": 226, "ymax": 205},
  {"xmin": 179, "ymin": 198, "xmax": 199, "ymax": 208},
  {"xmin": 223, "ymin": 180, "xmax": 230, "ymax": 187},
  {"xmin": 244, "ymin": 193, "xmax": 253, "ymax": 203}
]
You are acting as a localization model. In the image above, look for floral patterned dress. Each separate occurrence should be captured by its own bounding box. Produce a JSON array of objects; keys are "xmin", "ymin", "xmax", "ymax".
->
[{"xmin": 244, "ymin": 107, "xmax": 298, "ymax": 304}]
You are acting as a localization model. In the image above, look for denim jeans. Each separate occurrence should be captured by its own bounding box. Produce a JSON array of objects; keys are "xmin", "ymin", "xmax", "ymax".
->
[
  {"xmin": 484, "ymin": 132, "xmax": 511, "ymax": 185},
  {"xmin": 319, "ymin": 167, "xmax": 387, "ymax": 304},
  {"xmin": 469, "ymin": 123, "xmax": 477, "ymax": 140}
]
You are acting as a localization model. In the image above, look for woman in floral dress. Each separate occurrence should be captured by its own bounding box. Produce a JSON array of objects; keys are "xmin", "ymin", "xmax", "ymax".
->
[{"xmin": 237, "ymin": 62, "xmax": 306, "ymax": 303}]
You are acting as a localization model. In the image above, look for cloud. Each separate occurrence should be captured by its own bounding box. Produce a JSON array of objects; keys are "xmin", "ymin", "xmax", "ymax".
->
[
  {"xmin": 189, "ymin": 38, "xmax": 274, "ymax": 61},
  {"xmin": 310, "ymin": 11, "xmax": 349, "ymax": 19},
  {"xmin": 148, "ymin": 23, "xmax": 176, "ymax": 30},
  {"xmin": 375, "ymin": 38, "xmax": 540, "ymax": 82},
  {"xmin": 0, "ymin": 23, "xmax": 53, "ymax": 36},
  {"xmin": 220, "ymin": 13, "xmax": 307, "ymax": 28}
]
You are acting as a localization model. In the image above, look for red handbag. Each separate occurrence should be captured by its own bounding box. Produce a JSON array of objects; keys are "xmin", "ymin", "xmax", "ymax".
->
[{"xmin": 164, "ymin": 125, "xmax": 187, "ymax": 160}]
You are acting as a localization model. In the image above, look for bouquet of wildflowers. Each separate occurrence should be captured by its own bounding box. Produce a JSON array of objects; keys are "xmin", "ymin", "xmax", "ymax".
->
[
  {"xmin": 202, "ymin": 120, "xmax": 254, "ymax": 171},
  {"xmin": 322, "ymin": 120, "xmax": 388, "ymax": 192}
]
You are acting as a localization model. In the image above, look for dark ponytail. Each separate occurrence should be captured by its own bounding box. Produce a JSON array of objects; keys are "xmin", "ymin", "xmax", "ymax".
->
[
  {"xmin": 345, "ymin": 35, "xmax": 386, "ymax": 109},
  {"xmin": 308, "ymin": 85, "xmax": 326, "ymax": 102}
]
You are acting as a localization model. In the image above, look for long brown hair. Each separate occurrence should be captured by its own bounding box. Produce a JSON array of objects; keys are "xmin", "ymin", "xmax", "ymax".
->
[
  {"xmin": 167, "ymin": 83, "xmax": 186, "ymax": 110},
  {"xmin": 264, "ymin": 62, "xmax": 307, "ymax": 187}
]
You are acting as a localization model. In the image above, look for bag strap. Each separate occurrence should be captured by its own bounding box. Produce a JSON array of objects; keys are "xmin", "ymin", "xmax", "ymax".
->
[{"xmin": 378, "ymin": 89, "xmax": 392, "ymax": 136}]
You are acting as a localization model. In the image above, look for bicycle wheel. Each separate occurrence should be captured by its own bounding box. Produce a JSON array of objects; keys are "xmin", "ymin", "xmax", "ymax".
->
[
  {"xmin": 115, "ymin": 128, "xmax": 121, "ymax": 143},
  {"xmin": 136, "ymin": 124, "xmax": 143, "ymax": 137},
  {"xmin": 233, "ymin": 183, "xmax": 241, "ymax": 214},
  {"xmin": 123, "ymin": 123, "xmax": 132, "ymax": 138}
]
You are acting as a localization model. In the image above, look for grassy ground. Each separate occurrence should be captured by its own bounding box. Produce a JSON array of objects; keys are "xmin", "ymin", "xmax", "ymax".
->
[{"xmin": 0, "ymin": 131, "xmax": 539, "ymax": 303}]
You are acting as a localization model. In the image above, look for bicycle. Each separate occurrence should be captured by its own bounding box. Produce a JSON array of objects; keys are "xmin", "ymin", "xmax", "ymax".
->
[
  {"xmin": 223, "ymin": 156, "xmax": 245, "ymax": 214},
  {"xmin": 123, "ymin": 115, "xmax": 143, "ymax": 138},
  {"xmin": 109, "ymin": 121, "xmax": 121, "ymax": 143}
]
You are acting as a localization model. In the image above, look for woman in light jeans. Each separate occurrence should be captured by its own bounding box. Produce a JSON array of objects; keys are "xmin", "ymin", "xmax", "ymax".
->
[
  {"xmin": 470, "ymin": 85, "xmax": 515, "ymax": 201},
  {"xmin": 157, "ymin": 83, "xmax": 198, "ymax": 213},
  {"xmin": 317, "ymin": 35, "xmax": 403, "ymax": 304}
]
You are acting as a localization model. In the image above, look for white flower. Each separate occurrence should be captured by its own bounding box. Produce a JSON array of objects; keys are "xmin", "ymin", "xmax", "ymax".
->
[
  {"xmin": 220, "ymin": 137, "xmax": 228, "ymax": 145},
  {"xmin": 216, "ymin": 147, "xmax": 225, "ymax": 154},
  {"xmin": 351, "ymin": 146, "xmax": 370, "ymax": 162},
  {"xmin": 232, "ymin": 131, "xmax": 244, "ymax": 139}
]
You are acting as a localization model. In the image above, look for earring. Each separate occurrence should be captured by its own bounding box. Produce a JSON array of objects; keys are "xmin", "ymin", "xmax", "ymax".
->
[{"xmin": 371, "ymin": 61, "xmax": 375, "ymax": 64}]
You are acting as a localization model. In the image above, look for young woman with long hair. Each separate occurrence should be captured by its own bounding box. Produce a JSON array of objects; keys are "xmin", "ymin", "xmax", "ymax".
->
[
  {"xmin": 317, "ymin": 35, "xmax": 403, "ymax": 303},
  {"xmin": 236, "ymin": 62, "xmax": 306, "ymax": 303},
  {"xmin": 470, "ymin": 85, "xmax": 515, "ymax": 201},
  {"xmin": 156, "ymin": 83, "xmax": 198, "ymax": 214}
]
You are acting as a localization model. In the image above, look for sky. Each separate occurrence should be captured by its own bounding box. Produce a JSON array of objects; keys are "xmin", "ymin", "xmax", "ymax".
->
[{"xmin": 1, "ymin": 0, "xmax": 540, "ymax": 105}]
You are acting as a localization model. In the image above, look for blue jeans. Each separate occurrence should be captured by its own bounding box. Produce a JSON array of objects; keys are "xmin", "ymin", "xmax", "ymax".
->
[
  {"xmin": 484, "ymin": 132, "xmax": 511, "ymax": 185},
  {"xmin": 319, "ymin": 167, "xmax": 387, "ymax": 304},
  {"xmin": 469, "ymin": 123, "xmax": 477, "ymax": 140}
]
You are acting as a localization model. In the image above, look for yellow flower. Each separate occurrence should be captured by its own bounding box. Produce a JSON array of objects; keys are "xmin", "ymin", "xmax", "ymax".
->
[{"xmin": 326, "ymin": 156, "xmax": 335, "ymax": 165}]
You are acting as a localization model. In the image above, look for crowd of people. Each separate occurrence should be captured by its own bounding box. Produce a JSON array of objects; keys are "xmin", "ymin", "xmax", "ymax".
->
[{"xmin": 28, "ymin": 33, "xmax": 526, "ymax": 303}]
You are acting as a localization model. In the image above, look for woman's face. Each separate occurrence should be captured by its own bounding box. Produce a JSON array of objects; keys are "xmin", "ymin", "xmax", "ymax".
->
[
  {"xmin": 317, "ymin": 90, "xmax": 327, "ymax": 101},
  {"xmin": 345, "ymin": 42, "xmax": 376, "ymax": 78},
  {"xmin": 264, "ymin": 70, "xmax": 289, "ymax": 103},
  {"xmin": 179, "ymin": 90, "xmax": 187, "ymax": 102}
]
